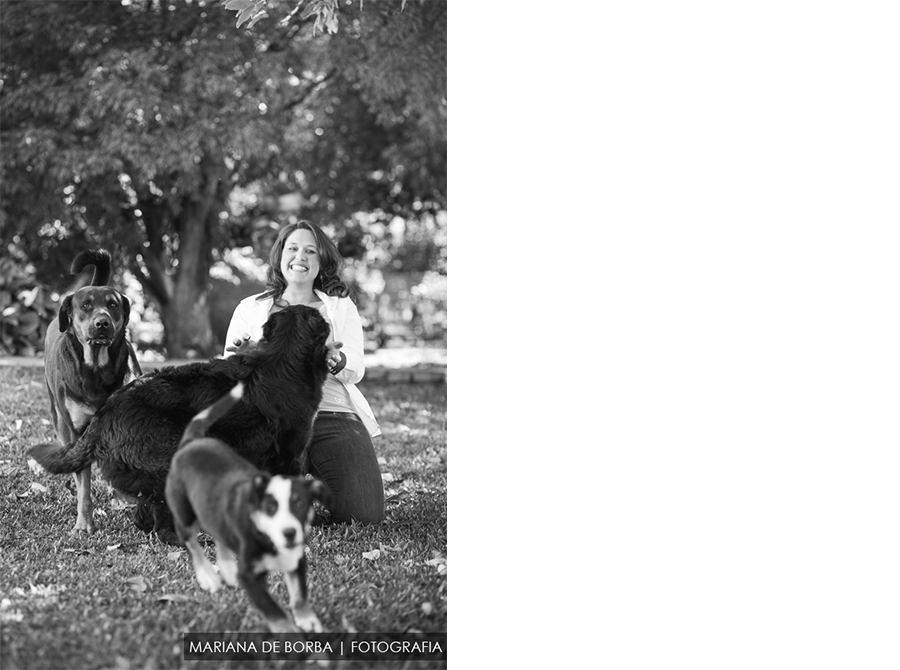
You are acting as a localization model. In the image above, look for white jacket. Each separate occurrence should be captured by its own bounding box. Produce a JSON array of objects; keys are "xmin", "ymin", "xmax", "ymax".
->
[{"xmin": 223, "ymin": 290, "xmax": 381, "ymax": 437}]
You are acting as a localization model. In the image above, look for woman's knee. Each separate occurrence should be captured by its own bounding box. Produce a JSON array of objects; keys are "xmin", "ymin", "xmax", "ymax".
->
[{"xmin": 332, "ymin": 483, "xmax": 384, "ymax": 525}]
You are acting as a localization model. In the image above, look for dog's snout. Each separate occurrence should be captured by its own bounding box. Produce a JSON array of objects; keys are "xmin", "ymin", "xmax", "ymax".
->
[{"xmin": 283, "ymin": 527, "xmax": 297, "ymax": 542}]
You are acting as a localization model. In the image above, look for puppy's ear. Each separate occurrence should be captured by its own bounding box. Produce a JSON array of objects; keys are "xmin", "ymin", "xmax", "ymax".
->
[
  {"xmin": 58, "ymin": 295, "xmax": 74, "ymax": 332},
  {"xmin": 250, "ymin": 473, "xmax": 270, "ymax": 503}
]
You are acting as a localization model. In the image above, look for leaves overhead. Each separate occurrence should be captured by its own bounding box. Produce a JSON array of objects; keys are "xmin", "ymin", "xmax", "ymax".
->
[
  {"xmin": 1, "ymin": 0, "xmax": 446, "ymax": 286},
  {"xmin": 222, "ymin": 0, "xmax": 411, "ymax": 35}
]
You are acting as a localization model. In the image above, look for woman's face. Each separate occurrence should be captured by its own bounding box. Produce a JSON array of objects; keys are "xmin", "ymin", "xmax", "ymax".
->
[{"xmin": 279, "ymin": 228, "xmax": 320, "ymax": 286}]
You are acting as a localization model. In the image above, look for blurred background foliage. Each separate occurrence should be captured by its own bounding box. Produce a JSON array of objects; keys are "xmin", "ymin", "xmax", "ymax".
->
[
  {"xmin": 0, "ymin": 0, "xmax": 446, "ymax": 358},
  {"xmin": 0, "ymin": 257, "xmax": 59, "ymax": 356}
]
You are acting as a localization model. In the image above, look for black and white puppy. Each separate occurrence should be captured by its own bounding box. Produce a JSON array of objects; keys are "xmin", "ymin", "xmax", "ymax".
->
[{"xmin": 165, "ymin": 382, "xmax": 329, "ymax": 633}]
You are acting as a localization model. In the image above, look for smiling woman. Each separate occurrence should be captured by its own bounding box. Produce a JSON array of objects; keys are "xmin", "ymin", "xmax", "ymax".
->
[
  {"xmin": 222, "ymin": 220, "xmax": 385, "ymax": 527},
  {"xmin": 279, "ymin": 228, "xmax": 323, "ymax": 298}
]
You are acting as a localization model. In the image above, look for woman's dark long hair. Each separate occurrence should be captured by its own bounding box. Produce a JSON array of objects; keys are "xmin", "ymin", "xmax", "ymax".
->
[{"xmin": 257, "ymin": 220, "xmax": 351, "ymax": 301}]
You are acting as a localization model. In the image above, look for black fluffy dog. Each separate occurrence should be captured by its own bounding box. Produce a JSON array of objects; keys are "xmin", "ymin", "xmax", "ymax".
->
[{"xmin": 30, "ymin": 304, "xmax": 330, "ymax": 536}]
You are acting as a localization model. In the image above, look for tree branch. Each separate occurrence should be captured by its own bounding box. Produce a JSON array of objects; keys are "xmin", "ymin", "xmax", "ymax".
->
[{"xmin": 280, "ymin": 68, "xmax": 336, "ymax": 114}]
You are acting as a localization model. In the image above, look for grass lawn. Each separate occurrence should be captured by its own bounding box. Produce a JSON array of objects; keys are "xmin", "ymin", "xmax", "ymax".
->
[{"xmin": 0, "ymin": 363, "xmax": 447, "ymax": 669}]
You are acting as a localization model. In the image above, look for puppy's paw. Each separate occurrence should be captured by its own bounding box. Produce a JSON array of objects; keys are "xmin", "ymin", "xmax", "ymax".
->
[
  {"xmin": 267, "ymin": 618, "xmax": 300, "ymax": 634},
  {"xmin": 195, "ymin": 565, "xmax": 224, "ymax": 593},
  {"xmin": 294, "ymin": 607, "xmax": 324, "ymax": 633},
  {"xmin": 217, "ymin": 562, "xmax": 239, "ymax": 588}
]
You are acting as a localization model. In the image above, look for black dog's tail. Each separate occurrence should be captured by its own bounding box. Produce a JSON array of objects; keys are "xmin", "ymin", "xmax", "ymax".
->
[
  {"xmin": 178, "ymin": 382, "xmax": 244, "ymax": 447},
  {"xmin": 71, "ymin": 249, "xmax": 112, "ymax": 287},
  {"xmin": 29, "ymin": 432, "xmax": 98, "ymax": 475}
]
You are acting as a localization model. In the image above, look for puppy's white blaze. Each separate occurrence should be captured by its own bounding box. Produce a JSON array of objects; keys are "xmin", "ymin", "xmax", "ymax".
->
[
  {"xmin": 250, "ymin": 476, "xmax": 306, "ymax": 574},
  {"xmin": 230, "ymin": 382, "xmax": 245, "ymax": 400}
]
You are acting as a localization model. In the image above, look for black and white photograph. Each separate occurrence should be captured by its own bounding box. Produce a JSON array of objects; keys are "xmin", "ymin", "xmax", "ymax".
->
[{"xmin": 0, "ymin": 1, "xmax": 446, "ymax": 667}]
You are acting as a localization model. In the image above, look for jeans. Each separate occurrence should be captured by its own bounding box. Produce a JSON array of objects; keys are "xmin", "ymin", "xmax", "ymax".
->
[{"xmin": 306, "ymin": 412, "xmax": 385, "ymax": 525}]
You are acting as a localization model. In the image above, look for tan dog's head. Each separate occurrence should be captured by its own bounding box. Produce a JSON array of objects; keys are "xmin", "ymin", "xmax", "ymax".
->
[{"xmin": 59, "ymin": 286, "xmax": 131, "ymax": 365}]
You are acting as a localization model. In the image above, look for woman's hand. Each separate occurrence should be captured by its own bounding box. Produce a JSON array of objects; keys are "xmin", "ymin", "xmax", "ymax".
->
[
  {"xmin": 226, "ymin": 333, "xmax": 258, "ymax": 355},
  {"xmin": 327, "ymin": 341, "xmax": 344, "ymax": 373}
]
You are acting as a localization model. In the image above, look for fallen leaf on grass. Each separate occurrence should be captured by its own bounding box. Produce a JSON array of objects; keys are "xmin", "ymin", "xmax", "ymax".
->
[
  {"xmin": 157, "ymin": 593, "xmax": 192, "ymax": 603},
  {"xmin": 421, "ymin": 602, "xmax": 434, "ymax": 616},
  {"xmin": 107, "ymin": 543, "xmax": 121, "ymax": 552},
  {"xmin": 381, "ymin": 472, "xmax": 395, "ymax": 482},
  {"xmin": 167, "ymin": 550, "xmax": 184, "ymax": 561},
  {"xmin": 384, "ymin": 490, "xmax": 409, "ymax": 504},
  {"xmin": 425, "ymin": 556, "xmax": 447, "ymax": 575},
  {"xmin": 362, "ymin": 549, "xmax": 380, "ymax": 561},
  {"xmin": 62, "ymin": 548, "xmax": 92, "ymax": 556},
  {"xmin": 30, "ymin": 482, "xmax": 48, "ymax": 494},
  {"xmin": 14, "ymin": 419, "xmax": 22, "ymax": 432},
  {"xmin": 126, "ymin": 576, "xmax": 148, "ymax": 593},
  {"xmin": 0, "ymin": 461, "xmax": 16, "ymax": 477}
]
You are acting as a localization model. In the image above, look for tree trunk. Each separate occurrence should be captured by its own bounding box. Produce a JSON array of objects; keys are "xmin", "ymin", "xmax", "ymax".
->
[
  {"xmin": 128, "ymin": 216, "xmax": 217, "ymax": 358},
  {"xmin": 132, "ymin": 150, "xmax": 223, "ymax": 358},
  {"xmin": 162, "ymin": 152, "xmax": 222, "ymax": 358},
  {"xmin": 160, "ymin": 253, "xmax": 214, "ymax": 358}
]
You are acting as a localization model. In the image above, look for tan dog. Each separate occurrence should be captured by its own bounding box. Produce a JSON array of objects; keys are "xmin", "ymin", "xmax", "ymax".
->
[{"xmin": 42, "ymin": 249, "xmax": 141, "ymax": 533}]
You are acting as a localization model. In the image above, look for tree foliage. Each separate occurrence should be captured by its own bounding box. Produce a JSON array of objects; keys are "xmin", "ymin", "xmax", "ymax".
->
[
  {"xmin": 221, "ymin": 0, "xmax": 410, "ymax": 34},
  {"xmin": 0, "ymin": 257, "xmax": 58, "ymax": 356},
  {"xmin": 0, "ymin": 0, "xmax": 445, "ymax": 356}
]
